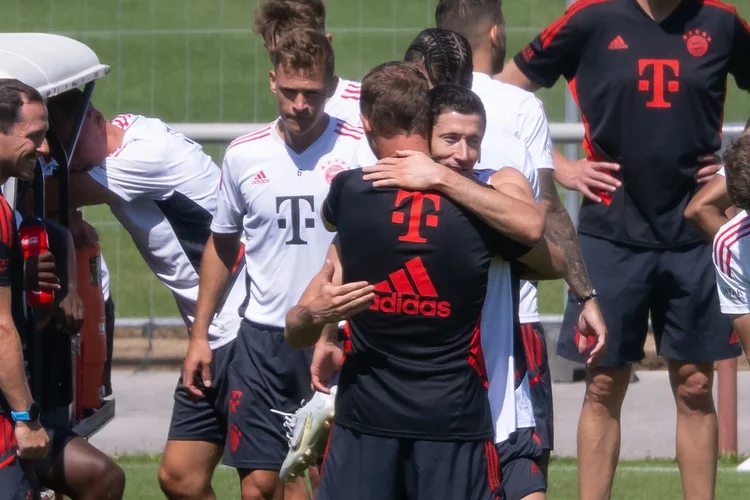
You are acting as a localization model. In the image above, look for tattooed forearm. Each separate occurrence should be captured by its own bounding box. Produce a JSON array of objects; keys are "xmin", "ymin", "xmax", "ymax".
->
[{"xmin": 539, "ymin": 171, "xmax": 593, "ymax": 296}]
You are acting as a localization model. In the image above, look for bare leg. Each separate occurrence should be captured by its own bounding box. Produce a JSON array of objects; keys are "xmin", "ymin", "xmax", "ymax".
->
[
  {"xmin": 668, "ymin": 360, "xmax": 717, "ymax": 500},
  {"xmin": 158, "ymin": 439, "xmax": 223, "ymax": 500},
  {"xmin": 576, "ymin": 366, "xmax": 632, "ymax": 500},
  {"xmin": 37, "ymin": 437, "xmax": 125, "ymax": 500}
]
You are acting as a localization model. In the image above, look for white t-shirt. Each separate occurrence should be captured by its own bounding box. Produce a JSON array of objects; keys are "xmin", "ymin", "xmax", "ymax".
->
[
  {"xmin": 326, "ymin": 78, "xmax": 362, "ymax": 126},
  {"xmin": 714, "ymin": 210, "xmax": 750, "ymax": 315},
  {"xmin": 473, "ymin": 169, "xmax": 536, "ymax": 443},
  {"xmin": 212, "ymin": 116, "xmax": 376, "ymax": 328},
  {"xmin": 87, "ymin": 114, "xmax": 245, "ymax": 349},
  {"xmin": 100, "ymin": 253, "xmax": 110, "ymax": 301},
  {"xmin": 472, "ymin": 71, "xmax": 554, "ymax": 324}
]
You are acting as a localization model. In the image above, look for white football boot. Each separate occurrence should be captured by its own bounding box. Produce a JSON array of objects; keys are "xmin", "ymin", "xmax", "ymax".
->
[{"xmin": 273, "ymin": 386, "xmax": 337, "ymax": 481}]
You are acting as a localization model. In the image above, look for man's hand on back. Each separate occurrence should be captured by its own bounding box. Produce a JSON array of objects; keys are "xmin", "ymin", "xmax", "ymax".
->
[
  {"xmin": 305, "ymin": 260, "xmax": 375, "ymax": 327},
  {"xmin": 14, "ymin": 421, "xmax": 49, "ymax": 459},
  {"xmin": 362, "ymin": 150, "xmax": 446, "ymax": 190}
]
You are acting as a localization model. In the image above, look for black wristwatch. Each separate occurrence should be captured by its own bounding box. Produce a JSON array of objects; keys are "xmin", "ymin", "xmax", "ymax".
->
[
  {"xmin": 576, "ymin": 289, "xmax": 598, "ymax": 305},
  {"xmin": 10, "ymin": 402, "xmax": 41, "ymax": 422}
]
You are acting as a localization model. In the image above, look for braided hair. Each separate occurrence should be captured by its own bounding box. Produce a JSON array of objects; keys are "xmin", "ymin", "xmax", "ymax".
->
[{"xmin": 404, "ymin": 28, "xmax": 473, "ymax": 88}]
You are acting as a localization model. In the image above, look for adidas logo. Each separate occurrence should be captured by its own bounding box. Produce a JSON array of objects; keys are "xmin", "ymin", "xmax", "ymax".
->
[
  {"xmin": 608, "ymin": 35, "xmax": 628, "ymax": 50},
  {"xmin": 251, "ymin": 170, "xmax": 270, "ymax": 185},
  {"xmin": 370, "ymin": 257, "xmax": 451, "ymax": 318}
]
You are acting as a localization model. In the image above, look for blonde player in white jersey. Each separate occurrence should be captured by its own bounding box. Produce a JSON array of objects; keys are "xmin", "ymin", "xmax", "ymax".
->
[
  {"xmin": 46, "ymin": 89, "xmax": 246, "ymax": 500},
  {"xmin": 252, "ymin": 0, "xmax": 376, "ymax": 482},
  {"xmin": 712, "ymin": 135, "xmax": 750, "ymax": 364},
  {"xmin": 253, "ymin": 0, "xmax": 363, "ymax": 127},
  {"xmin": 192, "ymin": 30, "xmax": 374, "ymax": 500}
]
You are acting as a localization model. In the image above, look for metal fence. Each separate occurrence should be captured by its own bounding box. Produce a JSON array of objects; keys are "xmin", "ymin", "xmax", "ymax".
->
[{"xmin": 114, "ymin": 121, "xmax": 749, "ymax": 329}]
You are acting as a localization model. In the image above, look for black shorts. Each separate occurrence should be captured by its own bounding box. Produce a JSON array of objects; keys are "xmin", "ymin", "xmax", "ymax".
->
[
  {"xmin": 222, "ymin": 321, "xmax": 313, "ymax": 471},
  {"xmin": 167, "ymin": 338, "xmax": 235, "ymax": 444},
  {"xmin": 318, "ymin": 424, "xmax": 501, "ymax": 500},
  {"xmin": 41, "ymin": 421, "xmax": 79, "ymax": 465},
  {"xmin": 496, "ymin": 428, "xmax": 545, "ymax": 500},
  {"xmin": 559, "ymin": 235, "xmax": 739, "ymax": 367},
  {"xmin": 0, "ymin": 415, "xmax": 39, "ymax": 500},
  {"xmin": 520, "ymin": 322, "xmax": 553, "ymax": 451}
]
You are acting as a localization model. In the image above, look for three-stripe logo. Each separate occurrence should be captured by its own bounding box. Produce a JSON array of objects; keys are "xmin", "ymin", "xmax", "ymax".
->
[{"xmin": 370, "ymin": 257, "xmax": 450, "ymax": 317}]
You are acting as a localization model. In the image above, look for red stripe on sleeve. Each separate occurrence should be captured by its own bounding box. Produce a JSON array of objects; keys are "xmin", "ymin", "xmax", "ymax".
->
[
  {"xmin": 704, "ymin": 0, "xmax": 750, "ymax": 34},
  {"xmin": 541, "ymin": 0, "xmax": 612, "ymax": 48}
]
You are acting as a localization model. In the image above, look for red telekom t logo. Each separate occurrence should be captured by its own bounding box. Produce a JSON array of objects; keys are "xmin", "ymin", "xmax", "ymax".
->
[
  {"xmin": 391, "ymin": 190, "xmax": 441, "ymax": 243},
  {"xmin": 638, "ymin": 59, "xmax": 680, "ymax": 109}
]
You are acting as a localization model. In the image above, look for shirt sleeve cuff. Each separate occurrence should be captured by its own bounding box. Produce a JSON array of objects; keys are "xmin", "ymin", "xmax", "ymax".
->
[
  {"xmin": 210, "ymin": 222, "xmax": 241, "ymax": 234},
  {"xmin": 720, "ymin": 304, "xmax": 750, "ymax": 315}
]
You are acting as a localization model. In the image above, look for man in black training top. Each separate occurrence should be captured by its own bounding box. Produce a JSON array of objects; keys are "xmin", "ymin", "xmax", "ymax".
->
[
  {"xmin": 499, "ymin": 0, "xmax": 750, "ymax": 498},
  {"xmin": 286, "ymin": 63, "xmax": 565, "ymax": 500}
]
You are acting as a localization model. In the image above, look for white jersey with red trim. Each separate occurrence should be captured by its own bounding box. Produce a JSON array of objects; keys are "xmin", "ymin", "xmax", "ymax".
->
[
  {"xmin": 212, "ymin": 116, "xmax": 376, "ymax": 328},
  {"xmin": 87, "ymin": 114, "xmax": 245, "ymax": 349},
  {"xmin": 474, "ymin": 168, "xmax": 536, "ymax": 444},
  {"xmin": 325, "ymin": 78, "xmax": 362, "ymax": 127},
  {"xmin": 472, "ymin": 71, "xmax": 553, "ymax": 325},
  {"xmin": 714, "ymin": 210, "xmax": 750, "ymax": 315}
]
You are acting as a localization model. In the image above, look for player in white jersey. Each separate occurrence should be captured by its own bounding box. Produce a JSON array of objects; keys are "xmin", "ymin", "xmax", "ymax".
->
[
  {"xmin": 191, "ymin": 29, "xmax": 373, "ymax": 500},
  {"xmin": 711, "ymin": 135, "xmax": 750, "ymax": 363},
  {"xmin": 253, "ymin": 0, "xmax": 363, "ymax": 127},
  {"xmin": 251, "ymin": 0, "xmax": 373, "ymax": 480},
  {"xmin": 46, "ymin": 90, "xmax": 246, "ymax": 500}
]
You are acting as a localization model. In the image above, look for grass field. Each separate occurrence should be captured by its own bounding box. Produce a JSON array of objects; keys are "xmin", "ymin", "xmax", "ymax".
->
[
  {"xmin": 3, "ymin": 0, "xmax": 750, "ymax": 317},
  {"xmin": 114, "ymin": 455, "xmax": 750, "ymax": 499}
]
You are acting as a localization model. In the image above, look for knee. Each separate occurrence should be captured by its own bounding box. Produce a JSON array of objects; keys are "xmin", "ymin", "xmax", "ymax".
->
[
  {"xmin": 241, "ymin": 473, "xmax": 280, "ymax": 500},
  {"xmin": 583, "ymin": 370, "xmax": 628, "ymax": 414},
  {"xmin": 158, "ymin": 463, "xmax": 210, "ymax": 500},
  {"xmin": 89, "ymin": 458, "xmax": 126, "ymax": 499},
  {"xmin": 675, "ymin": 370, "xmax": 713, "ymax": 413}
]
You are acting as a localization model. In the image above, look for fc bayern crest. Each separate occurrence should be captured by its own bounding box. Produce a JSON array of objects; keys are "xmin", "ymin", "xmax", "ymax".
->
[
  {"xmin": 683, "ymin": 29, "xmax": 711, "ymax": 57},
  {"xmin": 321, "ymin": 159, "xmax": 348, "ymax": 184}
]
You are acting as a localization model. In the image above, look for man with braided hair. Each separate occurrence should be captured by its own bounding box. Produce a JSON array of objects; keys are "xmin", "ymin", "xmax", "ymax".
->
[{"xmin": 404, "ymin": 28, "xmax": 474, "ymax": 88}]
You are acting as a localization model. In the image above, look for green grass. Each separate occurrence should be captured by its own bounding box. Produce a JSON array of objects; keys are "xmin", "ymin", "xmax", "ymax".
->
[
  {"xmin": 4, "ymin": 0, "xmax": 750, "ymax": 317},
  {"xmin": 114, "ymin": 455, "xmax": 750, "ymax": 499}
]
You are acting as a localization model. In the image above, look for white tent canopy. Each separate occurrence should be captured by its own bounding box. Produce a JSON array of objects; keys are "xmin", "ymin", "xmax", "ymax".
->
[{"xmin": 0, "ymin": 33, "xmax": 109, "ymax": 97}]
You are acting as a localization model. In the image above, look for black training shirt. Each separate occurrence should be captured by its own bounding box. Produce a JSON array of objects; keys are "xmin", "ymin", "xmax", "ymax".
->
[
  {"xmin": 515, "ymin": 0, "xmax": 750, "ymax": 248},
  {"xmin": 323, "ymin": 169, "xmax": 529, "ymax": 441}
]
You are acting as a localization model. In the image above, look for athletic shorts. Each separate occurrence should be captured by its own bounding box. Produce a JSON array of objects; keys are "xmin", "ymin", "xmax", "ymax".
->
[
  {"xmin": 519, "ymin": 322, "xmax": 553, "ymax": 451},
  {"xmin": 167, "ymin": 338, "xmax": 235, "ymax": 444},
  {"xmin": 496, "ymin": 428, "xmax": 545, "ymax": 500},
  {"xmin": 559, "ymin": 235, "xmax": 739, "ymax": 367},
  {"xmin": 40, "ymin": 421, "xmax": 79, "ymax": 465},
  {"xmin": 222, "ymin": 320, "xmax": 313, "ymax": 471},
  {"xmin": 318, "ymin": 424, "xmax": 501, "ymax": 500},
  {"xmin": 0, "ymin": 415, "xmax": 39, "ymax": 500}
]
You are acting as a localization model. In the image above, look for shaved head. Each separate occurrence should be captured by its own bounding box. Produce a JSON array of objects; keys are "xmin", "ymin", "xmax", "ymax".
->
[{"xmin": 435, "ymin": 0, "xmax": 504, "ymax": 44}]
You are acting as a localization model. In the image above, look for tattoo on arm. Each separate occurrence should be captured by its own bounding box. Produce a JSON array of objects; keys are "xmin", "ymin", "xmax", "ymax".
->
[{"xmin": 539, "ymin": 172, "xmax": 593, "ymax": 296}]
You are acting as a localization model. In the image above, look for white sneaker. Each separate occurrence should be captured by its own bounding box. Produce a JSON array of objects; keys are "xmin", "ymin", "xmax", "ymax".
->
[{"xmin": 272, "ymin": 386, "xmax": 337, "ymax": 481}]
